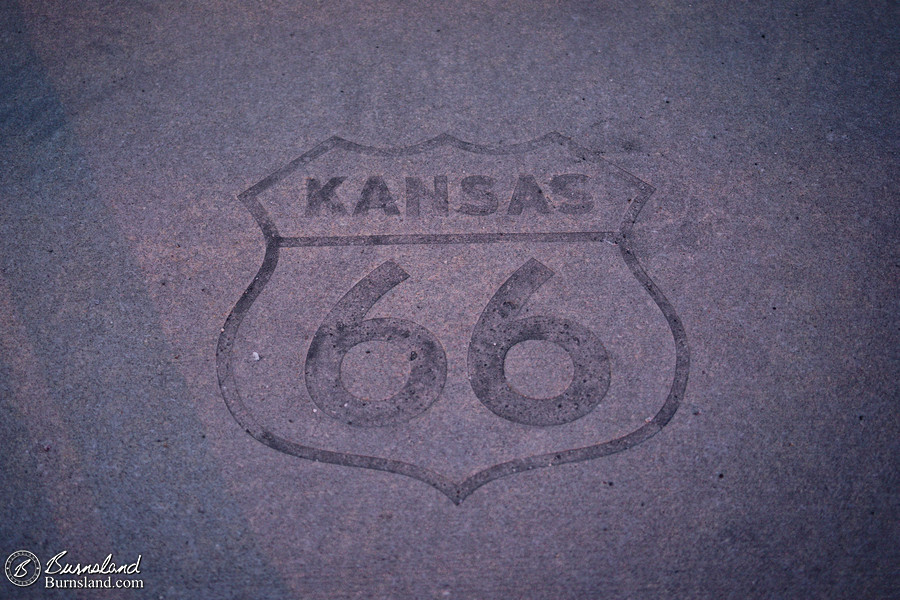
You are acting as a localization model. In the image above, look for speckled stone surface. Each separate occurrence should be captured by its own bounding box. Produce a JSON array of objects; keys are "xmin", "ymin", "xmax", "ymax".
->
[{"xmin": 1, "ymin": 1, "xmax": 897, "ymax": 598}]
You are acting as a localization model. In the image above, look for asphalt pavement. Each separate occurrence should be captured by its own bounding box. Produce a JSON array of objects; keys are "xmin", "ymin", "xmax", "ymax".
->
[{"xmin": 1, "ymin": 1, "xmax": 897, "ymax": 598}]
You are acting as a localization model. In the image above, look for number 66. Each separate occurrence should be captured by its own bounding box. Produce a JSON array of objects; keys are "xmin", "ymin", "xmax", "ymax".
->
[{"xmin": 305, "ymin": 259, "xmax": 610, "ymax": 427}]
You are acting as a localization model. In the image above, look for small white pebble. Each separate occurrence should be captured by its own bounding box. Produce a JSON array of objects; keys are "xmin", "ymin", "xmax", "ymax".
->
[{"xmin": 252, "ymin": 352, "xmax": 260, "ymax": 361}]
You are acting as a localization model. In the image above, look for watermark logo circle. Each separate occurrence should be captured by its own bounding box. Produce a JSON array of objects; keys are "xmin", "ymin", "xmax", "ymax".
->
[{"xmin": 5, "ymin": 550, "xmax": 41, "ymax": 587}]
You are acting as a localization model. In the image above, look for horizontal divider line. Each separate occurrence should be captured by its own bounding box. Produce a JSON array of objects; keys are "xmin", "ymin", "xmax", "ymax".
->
[{"xmin": 277, "ymin": 231, "xmax": 618, "ymax": 247}]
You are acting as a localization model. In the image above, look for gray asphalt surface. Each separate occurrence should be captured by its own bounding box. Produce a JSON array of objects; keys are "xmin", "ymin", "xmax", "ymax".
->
[{"xmin": 1, "ymin": 1, "xmax": 897, "ymax": 598}]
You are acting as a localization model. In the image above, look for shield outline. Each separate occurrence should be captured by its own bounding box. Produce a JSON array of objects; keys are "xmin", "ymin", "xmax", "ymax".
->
[{"xmin": 216, "ymin": 133, "xmax": 689, "ymax": 504}]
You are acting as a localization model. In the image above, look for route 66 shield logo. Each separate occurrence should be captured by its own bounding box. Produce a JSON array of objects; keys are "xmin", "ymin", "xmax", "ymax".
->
[{"xmin": 217, "ymin": 133, "xmax": 689, "ymax": 504}]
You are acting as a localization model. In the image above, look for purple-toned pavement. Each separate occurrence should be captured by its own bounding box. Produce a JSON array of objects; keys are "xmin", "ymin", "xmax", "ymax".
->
[{"xmin": 1, "ymin": 2, "xmax": 897, "ymax": 598}]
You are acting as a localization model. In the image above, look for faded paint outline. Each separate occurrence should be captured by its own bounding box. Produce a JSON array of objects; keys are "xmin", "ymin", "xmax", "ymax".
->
[{"xmin": 216, "ymin": 133, "xmax": 689, "ymax": 504}]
